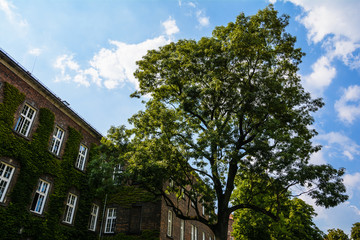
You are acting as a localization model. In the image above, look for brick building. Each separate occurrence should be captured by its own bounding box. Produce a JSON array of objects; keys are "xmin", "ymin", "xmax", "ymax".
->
[
  {"xmin": 0, "ymin": 48, "xmax": 216, "ymax": 239},
  {"xmin": 107, "ymin": 182, "xmax": 216, "ymax": 240},
  {"xmin": 0, "ymin": 48, "xmax": 102, "ymax": 239}
]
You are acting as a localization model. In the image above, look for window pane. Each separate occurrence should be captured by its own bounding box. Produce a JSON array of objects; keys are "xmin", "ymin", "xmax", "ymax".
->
[
  {"xmin": 15, "ymin": 104, "xmax": 36, "ymax": 137},
  {"xmin": 30, "ymin": 179, "xmax": 50, "ymax": 214},
  {"xmin": 0, "ymin": 162, "xmax": 15, "ymax": 202}
]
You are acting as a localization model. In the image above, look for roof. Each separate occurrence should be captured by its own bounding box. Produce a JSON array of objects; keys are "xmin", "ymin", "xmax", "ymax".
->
[{"xmin": 0, "ymin": 48, "xmax": 103, "ymax": 139}]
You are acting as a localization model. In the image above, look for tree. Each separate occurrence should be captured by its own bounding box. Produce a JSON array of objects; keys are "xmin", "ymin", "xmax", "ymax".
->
[
  {"xmin": 231, "ymin": 178, "xmax": 323, "ymax": 240},
  {"xmin": 351, "ymin": 223, "xmax": 360, "ymax": 240},
  {"xmin": 325, "ymin": 229, "xmax": 349, "ymax": 240},
  {"xmin": 123, "ymin": 5, "xmax": 347, "ymax": 239},
  {"xmin": 88, "ymin": 125, "xmax": 130, "ymax": 196}
]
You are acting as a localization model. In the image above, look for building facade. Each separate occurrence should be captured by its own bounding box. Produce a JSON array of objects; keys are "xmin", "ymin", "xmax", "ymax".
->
[
  {"xmin": 0, "ymin": 49, "xmax": 102, "ymax": 240},
  {"xmin": 0, "ymin": 49, "xmax": 216, "ymax": 240}
]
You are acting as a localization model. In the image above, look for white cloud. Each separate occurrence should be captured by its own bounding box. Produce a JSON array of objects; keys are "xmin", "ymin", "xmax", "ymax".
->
[
  {"xmin": 315, "ymin": 131, "xmax": 360, "ymax": 161},
  {"xmin": 28, "ymin": 48, "xmax": 42, "ymax": 56},
  {"xmin": 162, "ymin": 17, "xmax": 179, "ymax": 36},
  {"xmin": 290, "ymin": 0, "xmax": 360, "ymax": 44},
  {"xmin": 0, "ymin": 0, "xmax": 27, "ymax": 27},
  {"xmin": 335, "ymin": 85, "xmax": 360, "ymax": 124},
  {"xmin": 283, "ymin": 0, "xmax": 360, "ymax": 96},
  {"xmin": 179, "ymin": 1, "xmax": 209, "ymax": 28},
  {"xmin": 343, "ymin": 172, "xmax": 360, "ymax": 198},
  {"xmin": 309, "ymin": 150, "xmax": 327, "ymax": 165},
  {"xmin": 196, "ymin": 10, "xmax": 210, "ymax": 27},
  {"xmin": 302, "ymin": 55, "xmax": 336, "ymax": 97},
  {"xmin": 188, "ymin": 2, "xmax": 196, "ymax": 8},
  {"xmin": 54, "ymin": 25, "xmax": 173, "ymax": 89}
]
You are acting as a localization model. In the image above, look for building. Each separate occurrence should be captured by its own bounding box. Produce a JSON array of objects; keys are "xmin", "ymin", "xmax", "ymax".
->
[
  {"xmin": 0, "ymin": 48, "xmax": 216, "ymax": 240},
  {"xmin": 0, "ymin": 49, "xmax": 102, "ymax": 240},
  {"xmin": 105, "ymin": 181, "xmax": 216, "ymax": 240}
]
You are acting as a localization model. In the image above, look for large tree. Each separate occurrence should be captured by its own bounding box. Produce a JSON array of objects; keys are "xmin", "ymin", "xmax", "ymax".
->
[{"xmin": 124, "ymin": 6, "xmax": 347, "ymax": 239}]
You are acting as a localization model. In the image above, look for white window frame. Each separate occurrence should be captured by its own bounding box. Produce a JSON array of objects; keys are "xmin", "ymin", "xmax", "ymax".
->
[
  {"xmin": 75, "ymin": 144, "xmax": 88, "ymax": 171},
  {"xmin": 50, "ymin": 126, "xmax": 65, "ymax": 155},
  {"xmin": 191, "ymin": 224, "xmax": 198, "ymax": 240},
  {"xmin": 203, "ymin": 232, "xmax": 206, "ymax": 240},
  {"xmin": 88, "ymin": 203, "xmax": 99, "ymax": 231},
  {"xmin": 112, "ymin": 164, "xmax": 123, "ymax": 185},
  {"xmin": 15, "ymin": 103, "xmax": 36, "ymax": 137},
  {"xmin": 105, "ymin": 208, "xmax": 117, "ymax": 233},
  {"xmin": 167, "ymin": 210, "xmax": 173, "ymax": 236},
  {"xmin": 180, "ymin": 219, "xmax": 185, "ymax": 240},
  {"xmin": 63, "ymin": 193, "xmax": 77, "ymax": 224},
  {"xmin": 30, "ymin": 179, "xmax": 50, "ymax": 214},
  {"xmin": 0, "ymin": 162, "xmax": 15, "ymax": 202}
]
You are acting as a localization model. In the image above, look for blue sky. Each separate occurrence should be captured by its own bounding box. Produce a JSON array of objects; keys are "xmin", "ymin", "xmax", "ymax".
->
[{"xmin": 1, "ymin": 0, "xmax": 360, "ymax": 235}]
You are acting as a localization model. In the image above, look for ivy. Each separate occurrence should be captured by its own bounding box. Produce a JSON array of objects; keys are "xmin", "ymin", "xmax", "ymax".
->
[
  {"xmin": 108, "ymin": 185, "xmax": 157, "ymax": 208},
  {"xmin": 0, "ymin": 83, "xmax": 98, "ymax": 240}
]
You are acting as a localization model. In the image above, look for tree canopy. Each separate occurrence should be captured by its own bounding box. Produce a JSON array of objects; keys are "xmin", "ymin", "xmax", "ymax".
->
[
  {"xmin": 231, "ymin": 177, "xmax": 323, "ymax": 240},
  {"xmin": 325, "ymin": 228, "xmax": 349, "ymax": 240},
  {"xmin": 104, "ymin": 5, "xmax": 348, "ymax": 239},
  {"xmin": 351, "ymin": 223, "xmax": 360, "ymax": 240}
]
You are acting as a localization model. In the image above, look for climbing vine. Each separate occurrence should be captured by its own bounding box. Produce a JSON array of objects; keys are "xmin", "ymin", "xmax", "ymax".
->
[{"xmin": 0, "ymin": 82, "xmax": 98, "ymax": 240}]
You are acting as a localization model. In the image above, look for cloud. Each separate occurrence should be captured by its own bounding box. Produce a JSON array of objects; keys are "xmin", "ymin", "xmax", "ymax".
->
[
  {"xmin": 54, "ymin": 19, "xmax": 175, "ymax": 90},
  {"xmin": 309, "ymin": 150, "xmax": 327, "ymax": 165},
  {"xmin": 343, "ymin": 172, "xmax": 360, "ymax": 199},
  {"xmin": 314, "ymin": 131, "xmax": 360, "ymax": 161},
  {"xmin": 334, "ymin": 85, "xmax": 360, "ymax": 124},
  {"xmin": 179, "ymin": 1, "xmax": 210, "ymax": 28},
  {"xmin": 196, "ymin": 10, "xmax": 210, "ymax": 27},
  {"xmin": 28, "ymin": 48, "xmax": 42, "ymax": 56},
  {"xmin": 283, "ymin": 0, "xmax": 360, "ymax": 96},
  {"xmin": 0, "ymin": 0, "xmax": 27, "ymax": 27},
  {"xmin": 302, "ymin": 55, "xmax": 336, "ymax": 97},
  {"xmin": 162, "ymin": 17, "xmax": 179, "ymax": 36},
  {"xmin": 291, "ymin": 0, "xmax": 360, "ymax": 44}
]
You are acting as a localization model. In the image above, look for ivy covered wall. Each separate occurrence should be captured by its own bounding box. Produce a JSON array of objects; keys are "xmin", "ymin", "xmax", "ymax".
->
[{"xmin": 0, "ymin": 82, "xmax": 99, "ymax": 240}]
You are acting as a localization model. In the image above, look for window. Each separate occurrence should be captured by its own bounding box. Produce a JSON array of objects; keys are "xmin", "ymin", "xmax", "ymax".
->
[
  {"xmin": 15, "ymin": 104, "xmax": 36, "ymax": 137},
  {"xmin": 203, "ymin": 232, "xmax": 206, "ymax": 240},
  {"xmin": 63, "ymin": 193, "xmax": 77, "ymax": 224},
  {"xmin": 30, "ymin": 179, "xmax": 50, "ymax": 214},
  {"xmin": 191, "ymin": 224, "xmax": 198, "ymax": 240},
  {"xmin": 105, "ymin": 208, "xmax": 117, "ymax": 233},
  {"xmin": 167, "ymin": 210, "xmax": 173, "ymax": 236},
  {"xmin": 169, "ymin": 179, "xmax": 174, "ymax": 188},
  {"xmin": 0, "ymin": 162, "xmax": 15, "ymax": 202},
  {"xmin": 180, "ymin": 219, "xmax": 185, "ymax": 240},
  {"xmin": 75, "ymin": 144, "xmax": 88, "ymax": 171},
  {"xmin": 88, "ymin": 203, "xmax": 99, "ymax": 231},
  {"xmin": 112, "ymin": 164, "xmax": 123, "ymax": 185},
  {"xmin": 50, "ymin": 126, "xmax": 65, "ymax": 155}
]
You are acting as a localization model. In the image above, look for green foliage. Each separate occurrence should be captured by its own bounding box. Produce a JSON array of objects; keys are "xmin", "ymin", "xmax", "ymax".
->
[
  {"xmin": 232, "ymin": 178, "xmax": 323, "ymax": 240},
  {"xmin": 108, "ymin": 185, "xmax": 157, "ymax": 208},
  {"xmin": 351, "ymin": 223, "xmax": 360, "ymax": 240},
  {"xmin": 325, "ymin": 228, "xmax": 349, "ymax": 240},
  {"xmin": 0, "ymin": 83, "xmax": 98, "ymax": 240},
  {"xmin": 123, "ymin": 5, "xmax": 348, "ymax": 239},
  {"xmin": 88, "ymin": 125, "xmax": 132, "ymax": 197}
]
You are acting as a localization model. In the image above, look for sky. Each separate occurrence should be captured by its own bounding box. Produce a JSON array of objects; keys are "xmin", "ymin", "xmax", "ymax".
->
[{"xmin": 1, "ymin": 0, "xmax": 360, "ymax": 235}]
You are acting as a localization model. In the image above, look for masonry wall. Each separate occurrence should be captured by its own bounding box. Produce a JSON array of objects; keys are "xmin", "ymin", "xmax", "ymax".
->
[{"xmin": 0, "ymin": 52, "xmax": 102, "ymax": 240}]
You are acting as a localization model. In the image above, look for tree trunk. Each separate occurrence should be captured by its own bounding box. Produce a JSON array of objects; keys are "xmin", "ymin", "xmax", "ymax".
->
[{"xmin": 214, "ymin": 212, "xmax": 230, "ymax": 240}]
